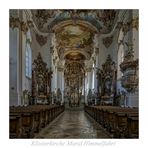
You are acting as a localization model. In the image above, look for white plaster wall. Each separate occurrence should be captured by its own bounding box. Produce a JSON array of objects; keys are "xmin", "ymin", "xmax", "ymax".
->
[
  {"xmin": 10, "ymin": 28, "xmax": 19, "ymax": 106},
  {"xmin": 31, "ymin": 31, "xmax": 52, "ymax": 69},
  {"xmin": 97, "ymin": 32, "xmax": 118, "ymax": 69}
]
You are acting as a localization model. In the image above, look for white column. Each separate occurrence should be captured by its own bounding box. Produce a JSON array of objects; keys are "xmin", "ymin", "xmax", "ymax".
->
[
  {"xmin": 55, "ymin": 66, "xmax": 58, "ymax": 91},
  {"xmin": 94, "ymin": 68, "xmax": 98, "ymax": 91},
  {"xmin": 57, "ymin": 70, "xmax": 60, "ymax": 89},
  {"xmin": 85, "ymin": 69, "xmax": 92, "ymax": 104},
  {"xmin": 88, "ymin": 69, "xmax": 93, "ymax": 89},
  {"xmin": 85, "ymin": 73, "xmax": 88, "ymax": 104},
  {"xmin": 92, "ymin": 67, "xmax": 96, "ymax": 90},
  {"xmin": 51, "ymin": 66, "xmax": 57, "ymax": 104},
  {"xmin": 51, "ymin": 55, "xmax": 55, "ymax": 92},
  {"xmin": 57, "ymin": 68, "xmax": 65, "ymax": 104},
  {"xmin": 62, "ymin": 72, "xmax": 64, "ymax": 104},
  {"xmin": 51, "ymin": 68, "xmax": 55, "ymax": 92}
]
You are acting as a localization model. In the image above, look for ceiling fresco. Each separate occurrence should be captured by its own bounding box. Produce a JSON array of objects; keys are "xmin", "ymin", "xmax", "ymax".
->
[
  {"xmin": 65, "ymin": 52, "xmax": 86, "ymax": 61},
  {"xmin": 31, "ymin": 10, "xmax": 119, "ymax": 34},
  {"xmin": 56, "ymin": 25, "xmax": 93, "ymax": 48},
  {"xmin": 31, "ymin": 10, "xmax": 119, "ymax": 71}
]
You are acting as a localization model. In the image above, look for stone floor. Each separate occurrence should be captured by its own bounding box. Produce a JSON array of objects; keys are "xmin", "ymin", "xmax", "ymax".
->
[{"xmin": 35, "ymin": 110, "xmax": 111, "ymax": 139}]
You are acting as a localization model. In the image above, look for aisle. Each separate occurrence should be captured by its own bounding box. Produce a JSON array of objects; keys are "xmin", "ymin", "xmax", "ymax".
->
[{"xmin": 35, "ymin": 110, "xmax": 110, "ymax": 139}]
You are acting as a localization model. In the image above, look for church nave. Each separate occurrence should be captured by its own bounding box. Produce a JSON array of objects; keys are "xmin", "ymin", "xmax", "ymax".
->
[
  {"xmin": 35, "ymin": 110, "xmax": 110, "ymax": 139},
  {"xmin": 9, "ymin": 9, "xmax": 139, "ymax": 139}
]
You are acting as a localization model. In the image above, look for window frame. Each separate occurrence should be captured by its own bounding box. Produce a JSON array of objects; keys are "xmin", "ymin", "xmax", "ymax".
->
[{"xmin": 25, "ymin": 42, "xmax": 32, "ymax": 79}]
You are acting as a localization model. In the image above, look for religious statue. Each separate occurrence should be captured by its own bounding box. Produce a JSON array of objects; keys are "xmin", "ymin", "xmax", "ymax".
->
[
  {"xmin": 104, "ymin": 78, "xmax": 112, "ymax": 95},
  {"xmin": 38, "ymin": 76, "xmax": 45, "ymax": 95}
]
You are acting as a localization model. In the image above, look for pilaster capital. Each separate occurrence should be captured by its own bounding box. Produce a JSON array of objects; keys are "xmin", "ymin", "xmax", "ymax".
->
[
  {"xmin": 86, "ymin": 67, "xmax": 92, "ymax": 72},
  {"xmin": 57, "ymin": 67, "xmax": 64, "ymax": 72},
  {"xmin": 10, "ymin": 17, "xmax": 20, "ymax": 29},
  {"xmin": 10, "ymin": 17, "xmax": 34, "ymax": 34}
]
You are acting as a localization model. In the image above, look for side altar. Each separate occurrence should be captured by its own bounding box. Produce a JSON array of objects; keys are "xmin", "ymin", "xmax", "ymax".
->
[{"xmin": 32, "ymin": 53, "xmax": 52, "ymax": 104}]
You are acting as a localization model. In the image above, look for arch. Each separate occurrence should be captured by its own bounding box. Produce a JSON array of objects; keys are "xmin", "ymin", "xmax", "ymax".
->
[
  {"xmin": 63, "ymin": 50, "xmax": 90, "ymax": 60},
  {"xmin": 51, "ymin": 20, "xmax": 98, "ymax": 33}
]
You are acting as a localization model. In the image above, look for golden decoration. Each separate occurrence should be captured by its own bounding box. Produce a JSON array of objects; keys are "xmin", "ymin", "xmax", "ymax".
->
[
  {"xmin": 10, "ymin": 17, "xmax": 20, "ymax": 29},
  {"xmin": 132, "ymin": 17, "xmax": 139, "ymax": 31},
  {"xmin": 21, "ymin": 22, "xmax": 28, "ymax": 33}
]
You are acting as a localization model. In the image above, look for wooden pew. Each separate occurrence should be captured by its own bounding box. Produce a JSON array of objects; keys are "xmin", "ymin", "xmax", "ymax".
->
[
  {"xmin": 10, "ymin": 113, "xmax": 22, "ymax": 138},
  {"xmin": 10, "ymin": 107, "xmax": 35, "ymax": 138},
  {"xmin": 126, "ymin": 116, "xmax": 139, "ymax": 138},
  {"xmin": 84, "ymin": 105, "xmax": 139, "ymax": 138},
  {"xmin": 113, "ymin": 109, "xmax": 138, "ymax": 138},
  {"xmin": 10, "ymin": 105, "xmax": 65, "ymax": 138}
]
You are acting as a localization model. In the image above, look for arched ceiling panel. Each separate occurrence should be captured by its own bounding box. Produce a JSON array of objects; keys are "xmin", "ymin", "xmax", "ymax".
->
[{"xmin": 31, "ymin": 10, "xmax": 119, "ymax": 34}]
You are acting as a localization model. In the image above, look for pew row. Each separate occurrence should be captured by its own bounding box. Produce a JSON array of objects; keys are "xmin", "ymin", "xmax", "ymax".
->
[
  {"xmin": 10, "ymin": 105, "xmax": 65, "ymax": 138},
  {"xmin": 84, "ymin": 105, "xmax": 139, "ymax": 138}
]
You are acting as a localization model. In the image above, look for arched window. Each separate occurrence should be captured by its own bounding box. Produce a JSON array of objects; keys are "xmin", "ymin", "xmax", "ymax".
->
[
  {"xmin": 92, "ymin": 63, "xmax": 95, "ymax": 89},
  {"xmin": 117, "ymin": 30, "xmax": 124, "ymax": 79},
  {"xmin": 25, "ymin": 42, "xmax": 32, "ymax": 78},
  {"xmin": 117, "ymin": 44, "xmax": 124, "ymax": 80}
]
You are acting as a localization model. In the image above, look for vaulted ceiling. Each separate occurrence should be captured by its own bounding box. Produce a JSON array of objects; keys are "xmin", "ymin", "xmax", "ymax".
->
[
  {"xmin": 31, "ymin": 10, "xmax": 119, "ymax": 63},
  {"xmin": 32, "ymin": 10, "xmax": 119, "ymax": 34}
]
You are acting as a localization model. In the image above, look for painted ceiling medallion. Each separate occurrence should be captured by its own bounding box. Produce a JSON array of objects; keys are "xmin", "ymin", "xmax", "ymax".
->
[
  {"xmin": 102, "ymin": 36, "xmax": 113, "ymax": 48},
  {"xmin": 36, "ymin": 34, "xmax": 47, "ymax": 46}
]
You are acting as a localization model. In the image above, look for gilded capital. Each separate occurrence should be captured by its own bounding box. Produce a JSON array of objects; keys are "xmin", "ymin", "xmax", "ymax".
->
[
  {"xmin": 57, "ymin": 67, "xmax": 64, "ymax": 72},
  {"xmin": 132, "ymin": 17, "xmax": 139, "ymax": 31},
  {"xmin": 27, "ymin": 20, "xmax": 34, "ymax": 28},
  {"xmin": 122, "ymin": 22, "xmax": 131, "ymax": 35},
  {"xmin": 86, "ymin": 67, "xmax": 92, "ymax": 72},
  {"xmin": 10, "ymin": 17, "xmax": 20, "ymax": 29},
  {"xmin": 95, "ymin": 47, "xmax": 99, "ymax": 54},
  {"xmin": 21, "ymin": 22, "xmax": 28, "ymax": 33}
]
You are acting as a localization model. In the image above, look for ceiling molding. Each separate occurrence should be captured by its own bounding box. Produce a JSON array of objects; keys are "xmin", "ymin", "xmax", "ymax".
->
[{"xmin": 52, "ymin": 20, "xmax": 98, "ymax": 33}]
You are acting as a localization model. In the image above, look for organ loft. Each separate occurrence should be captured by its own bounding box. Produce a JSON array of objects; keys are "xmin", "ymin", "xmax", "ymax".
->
[{"xmin": 9, "ymin": 9, "xmax": 139, "ymax": 138}]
